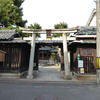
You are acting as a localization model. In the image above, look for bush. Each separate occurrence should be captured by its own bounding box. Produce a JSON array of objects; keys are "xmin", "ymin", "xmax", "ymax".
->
[{"xmin": 51, "ymin": 53, "xmax": 55, "ymax": 60}]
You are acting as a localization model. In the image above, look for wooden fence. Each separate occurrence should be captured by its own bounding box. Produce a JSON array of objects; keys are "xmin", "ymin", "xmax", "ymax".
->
[
  {"xmin": 70, "ymin": 44, "xmax": 96, "ymax": 74},
  {"xmin": 0, "ymin": 43, "xmax": 30, "ymax": 73}
]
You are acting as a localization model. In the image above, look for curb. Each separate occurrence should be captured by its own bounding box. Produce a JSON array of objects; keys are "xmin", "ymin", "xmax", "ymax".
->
[
  {"xmin": 0, "ymin": 78, "xmax": 97, "ymax": 85},
  {"xmin": 19, "ymin": 79, "xmax": 97, "ymax": 85}
]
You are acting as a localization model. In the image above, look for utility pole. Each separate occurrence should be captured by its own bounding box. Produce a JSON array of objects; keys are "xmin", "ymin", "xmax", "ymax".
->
[{"xmin": 96, "ymin": 0, "xmax": 100, "ymax": 84}]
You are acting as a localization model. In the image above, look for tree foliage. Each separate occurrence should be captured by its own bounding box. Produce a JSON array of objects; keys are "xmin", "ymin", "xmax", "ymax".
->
[
  {"xmin": 28, "ymin": 23, "xmax": 42, "ymax": 37},
  {"xmin": 0, "ymin": 0, "xmax": 27, "ymax": 27},
  {"xmin": 54, "ymin": 22, "xmax": 68, "ymax": 29},
  {"xmin": 13, "ymin": 0, "xmax": 25, "ymax": 7},
  {"xmin": 52, "ymin": 22, "xmax": 68, "ymax": 37},
  {"xmin": 13, "ymin": 0, "xmax": 27, "ymax": 27},
  {"xmin": 51, "ymin": 52, "xmax": 56, "ymax": 60}
]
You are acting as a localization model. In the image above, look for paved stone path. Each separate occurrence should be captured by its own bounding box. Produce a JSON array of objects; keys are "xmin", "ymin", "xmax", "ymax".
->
[
  {"xmin": 20, "ymin": 60, "xmax": 96, "ymax": 84},
  {"xmin": 33, "ymin": 64, "xmax": 66, "ymax": 81}
]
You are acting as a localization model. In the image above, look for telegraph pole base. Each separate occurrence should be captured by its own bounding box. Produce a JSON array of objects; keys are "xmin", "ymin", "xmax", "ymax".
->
[{"xmin": 97, "ymin": 69, "xmax": 100, "ymax": 84}]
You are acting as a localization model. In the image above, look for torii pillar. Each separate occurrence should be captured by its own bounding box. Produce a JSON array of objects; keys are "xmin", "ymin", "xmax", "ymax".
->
[
  {"xmin": 27, "ymin": 32, "xmax": 36, "ymax": 79},
  {"xmin": 63, "ymin": 33, "xmax": 71, "ymax": 79}
]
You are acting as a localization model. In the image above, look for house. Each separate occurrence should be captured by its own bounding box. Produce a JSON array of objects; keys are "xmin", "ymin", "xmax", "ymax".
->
[
  {"xmin": 69, "ymin": 26, "xmax": 96, "ymax": 79},
  {"xmin": 0, "ymin": 30, "xmax": 30, "ymax": 78},
  {"xmin": 39, "ymin": 46, "xmax": 58, "ymax": 60},
  {"xmin": 0, "ymin": 50, "xmax": 6, "ymax": 62}
]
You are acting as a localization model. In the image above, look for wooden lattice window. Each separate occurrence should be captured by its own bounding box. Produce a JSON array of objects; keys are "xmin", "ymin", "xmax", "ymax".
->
[
  {"xmin": 0, "ymin": 50, "xmax": 6, "ymax": 62},
  {"xmin": 81, "ymin": 48, "xmax": 93, "ymax": 57}
]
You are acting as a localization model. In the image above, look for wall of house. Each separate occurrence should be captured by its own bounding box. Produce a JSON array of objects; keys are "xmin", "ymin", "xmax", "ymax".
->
[
  {"xmin": 0, "ymin": 43, "xmax": 30, "ymax": 73},
  {"xmin": 71, "ymin": 43, "xmax": 96, "ymax": 74},
  {"xmin": 20, "ymin": 43, "xmax": 30, "ymax": 73}
]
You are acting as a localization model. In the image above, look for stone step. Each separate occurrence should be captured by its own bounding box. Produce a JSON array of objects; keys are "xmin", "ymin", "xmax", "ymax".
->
[
  {"xmin": 76, "ymin": 74, "xmax": 96, "ymax": 80},
  {"xmin": 73, "ymin": 72, "xmax": 96, "ymax": 80},
  {"xmin": 77, "ymin": 75, "xmax": 96, "ymax": 80}
]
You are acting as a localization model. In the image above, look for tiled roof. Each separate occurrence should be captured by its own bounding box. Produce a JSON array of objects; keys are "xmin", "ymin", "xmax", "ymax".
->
[
  {"xmin": 0, "ymin": 30, "xmax": 28, "ymax": 43},
  {"xmin": 0, "ymin": 38, "xmax": 27, "ymax": 43},
  {"xmin": 73, "ymin": 40, "xmax": 96, "ymax": 44},
  {"xmin": 76, "ymin": 26, "xmax": 96, "ymax": 35},
  {"xmin": 82, "ymin": 40, "xmax": 96, "ymax": 43},
  {"xmin": 50, "ymin": 49, "xmax": 57, "ymax": 52},
  {"xmin": 39, "ymin": 47, "xmax": 51, "ymax": 50},
  {"xmin": 35, "ymin": 40, "xmax": 69, "ymax": 43},
  {"xmin": 69, "ymin": 40, "xmax": 96, "ymax": 46},
  {"xmin": 35, "ymin": 40, "xmax": 63, "ymax": 43},
  {"xmin": 11, "ymin": 38, "xmax": 27, "ymax": 43},
  {"xmin": 0, "ymin": 30, "xmax": 19, "ymax": 40},
  {"xmin": 39, "ymin": 46, "xmax": 57, "ymax": 52}
]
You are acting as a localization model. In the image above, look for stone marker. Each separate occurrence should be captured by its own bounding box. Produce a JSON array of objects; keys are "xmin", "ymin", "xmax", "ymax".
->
[{"xmin": 35, "ymin": 94, "xmax": 58, "ymax": 100}]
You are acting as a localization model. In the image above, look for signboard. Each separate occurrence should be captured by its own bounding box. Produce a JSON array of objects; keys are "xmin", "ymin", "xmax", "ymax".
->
[
  {"xmin": 80, "ymin": 68, "xmax": 84, "ymax": 73},
  {"xmin": 82, "ymin": 49, "xmax": 92, "ymax": 55},
  {"xmin": 78, "ymin": 60, "xmax": 83, "ymax": 68},
  {"xmin": 77, "ymin": 54, "xmax": 80, "ymax": 61}
]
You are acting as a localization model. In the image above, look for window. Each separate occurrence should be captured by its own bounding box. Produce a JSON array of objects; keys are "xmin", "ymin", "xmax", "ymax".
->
[
  {"xmin": 0, "ymin": 50, "xmax": 6, "ymax": 62},
  {"xmin": 81, "ymin": 48, "xmax": 93, "ymax": 56}
]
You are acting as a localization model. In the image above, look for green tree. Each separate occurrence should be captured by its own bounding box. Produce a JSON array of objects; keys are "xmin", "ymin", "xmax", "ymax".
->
[
  {"xmin": 0, "ymin": 0, "xmax": 27, "ymax": 27},
  {"xmin": 51, "ymin": 52, "xmax": 56, "ymax": 64},
  {"xmin": 13, "ymin": 0, "xmax": 25, "ymax": 7},
  {"xmin": 13, "ymin": 0, "xmax": 27, "ymax": 27},
  {"xmin": 52, "ymin": 22, "xmax": 68, "ymax": 37},
  {"xmin": 28, "ymin": 23, "xmax": 42, "ymax": 37},
  {"xmin": 51, "ymin": 53, "xmax": 56, "ymax": 60}
]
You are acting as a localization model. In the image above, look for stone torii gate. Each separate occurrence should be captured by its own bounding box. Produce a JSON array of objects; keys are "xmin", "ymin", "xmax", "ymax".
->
[{"xmin": 19, "ymin": 26, "xmax": 80, "ymax": 79}]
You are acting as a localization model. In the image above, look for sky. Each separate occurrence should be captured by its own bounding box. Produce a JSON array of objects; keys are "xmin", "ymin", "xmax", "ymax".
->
[{"xmin": 22, "ymin": 0, "xmax": 96, "ymax": 29}]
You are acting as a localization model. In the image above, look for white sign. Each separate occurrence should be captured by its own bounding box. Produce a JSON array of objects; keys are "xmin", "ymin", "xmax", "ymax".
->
[{"xmin": 78, "ymin": 60, "xmax": 83, "ymax": 68}]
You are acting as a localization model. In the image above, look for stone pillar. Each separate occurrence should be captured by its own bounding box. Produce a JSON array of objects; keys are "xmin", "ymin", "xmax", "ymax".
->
[
  {"xmin": 35, "ymin": 45, "xmax": 39, "ymax": 70},
  {"xmin": 62, "ymin": 33, "xmax": 71, "ymax": 79},
  {"xmin": 68, "ymin": 52, "xmax": 71, "ymax": 75},
  {"xmin": 61, "ymin": 47, "xmax": 64, "ymax": 74},
  {"xmin": 33, "ymin": 45, "xmax": 39, "ymax": 74},
  {"xmin": 27, "ymin": 33, "xmax": 36, "ymax": 79}
]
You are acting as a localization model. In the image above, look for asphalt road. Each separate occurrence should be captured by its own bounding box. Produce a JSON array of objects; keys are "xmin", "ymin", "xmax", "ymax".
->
[{"xmin": 0, "ymin": 80, "xmax": 100, "ymax": 100}]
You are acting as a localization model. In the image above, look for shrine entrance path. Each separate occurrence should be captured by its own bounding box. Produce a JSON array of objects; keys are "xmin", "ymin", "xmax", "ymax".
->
[{"xmin": 33, "ymin": 60, "xmax": 66, "ymax": 82}]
